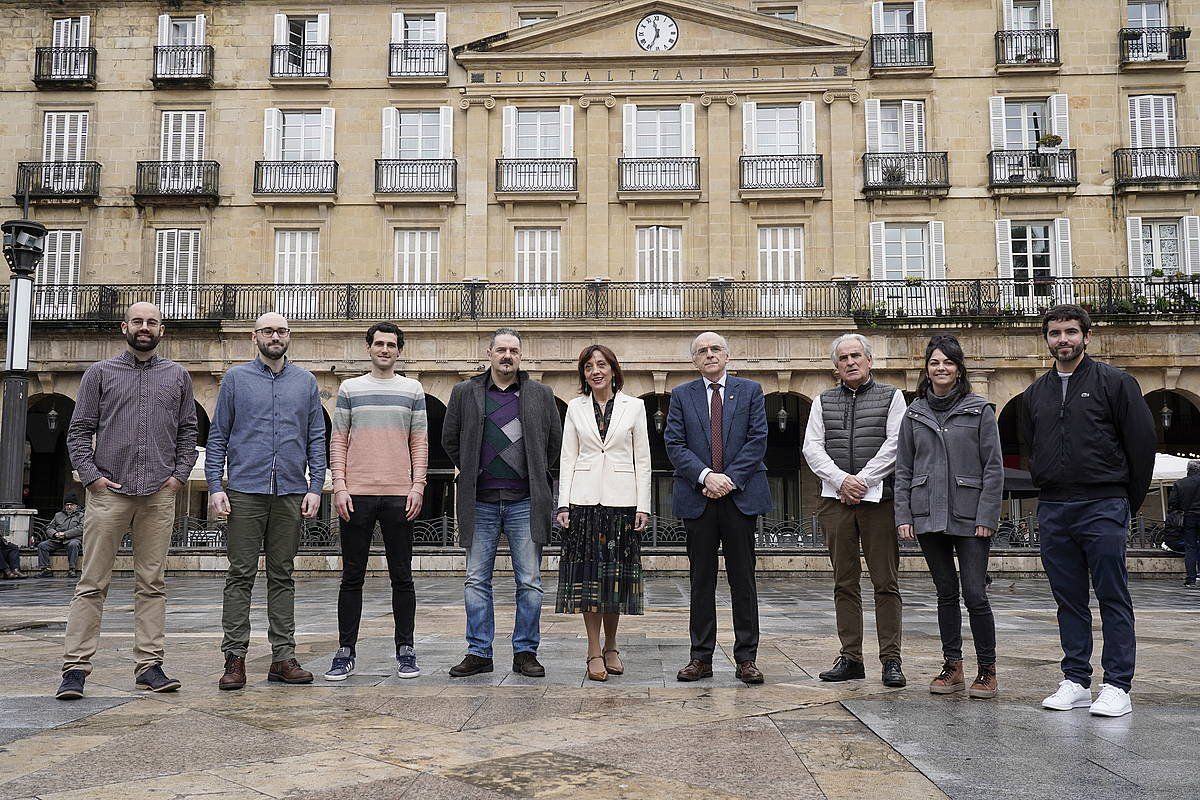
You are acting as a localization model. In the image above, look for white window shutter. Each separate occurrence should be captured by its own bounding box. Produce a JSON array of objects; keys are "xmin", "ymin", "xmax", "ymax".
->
[
  {"xmin": 264, "ymin": 108, "xmax": 282, "ymax": 160},
  {"xmin": 381, "ymin": 107, "xmax": 398, "ymax": 158},
  {"xmin": 161, "ymin": 111, "xmax": 179, "ymax": 160},
  {"xmin": 52, "ymin": 18, "xmax": 71, "ymax": 49},
  {"xmin": 800, "ymin": 101, "xmax": 816, "ymax": 155},
  {"xmin": 1128, "ymin": 96, "xmax": 1142, "ymax": 148},
  {"xmin": 43, "ymin": 113, "xmax": 60, "ymax": 161},
  {"xmin": 871, "ymin": 2, "xmax": 884, "ymax": 34},
  {"xmin": 1161, "ymin": 95, "xmax": 1177, "ymax": 147},
  {"xmin": 439, "ymin": 106, "xmax": 454, "ymax": 159},
  {"xmin": 1048, "ymin": 94, "xmax": 1070, "ymax": 147},
  {"xmin": 1053, "ymin": 218, "xmax": 1072, "ymax": 278},
  {"xmin": 156, "ymin": 229, "xmax": 178, "ymax": 284},
  {"xmin": 681, "ymin": 103, "xmax": 695, "ymax": 157},
  {"xmin": 869, "ymin": 222, "xmax": 886, "ymax": 281},
  {"xmin": 623, "ymin": 104, "xmax": 637, "ymax": 157},
  {"xmin": 995, "ymin": 220, "xmax": 1014, "ymax": 281},
  {"xmin": 742, "ymin": 101, "xmax": 757, "ymax": 156},
  {"xmin": 502, "ymin": 106, "xmax": 517, "ymax": 158},
  {"xmin": 1126, "ymin": 217, "xmax": 1145, "ymax": 276},
  {"xmin": 902, "ymin": 100, "xmax": 926, "ymax": 152},
  {"xmin": 1002, "ymin": 0, "xmax": 1014, "ymax": 30},
  {"xmin": 1183, "ymin": 216, "xmax": 1200, "ymax": 275},
  {"xmin": 195, "ymin": 14, "xmax": 206, "ymax": 45},
  {"xmin": 559, "ymin": 104, "xmax": 574, "ymax": 158},
  {"xmin": 78, "ymin": 15, "xmax": 90, "ymax": 46},
  {"xmin": 1039, "ymin": 0, "xmax": 1053, "ymax": 29},
  {"xmin": 913, "ymin": 0, "xmax": 927, "ymax": 33},
  {"xmin": 321, "ymin": 108, "xmax": 335, "ymax": 160},
  {"xmin": 392, "ymin": 12, "xmax": 405, "ymax": 43},
  {"xmin": 157, "ymin": 14, "xmax": 171, "ymax": 46},
  {"xmin": 273, "ymin": 13, "xmax": 288, "ymax": 45},
  {"xmin": 315, "ymin": 13, "xmax": 329, "ymax": 45},
  {"xmin": 990, "ymin": 96, "xmax": 1007, "ymax": 150},
  {"xmin": 929, "ymin": 221, "xmax": 945, "ymax": 280},
  {"xmin": 865, "ymin": 99, "xmax": 881, "ymax": 153},
  {"xmin": 434, "ymin": 12, "xmax": 447, "ymax": 43}
]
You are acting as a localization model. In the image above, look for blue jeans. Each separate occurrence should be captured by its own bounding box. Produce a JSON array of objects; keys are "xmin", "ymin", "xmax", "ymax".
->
[{"xmin": 465, "ymin": 498, "xmax": 543, "ymax": 658}]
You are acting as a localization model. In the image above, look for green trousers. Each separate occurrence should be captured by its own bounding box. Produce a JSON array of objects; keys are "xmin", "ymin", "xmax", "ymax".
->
[{"xmin": 221, "ymin": 490, "xmax": 302, "ymax": 661}]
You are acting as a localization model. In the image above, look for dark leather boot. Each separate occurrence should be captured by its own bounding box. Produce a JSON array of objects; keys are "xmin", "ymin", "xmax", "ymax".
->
[
  {"xmin": 268, "ymin": 658, "xmax": 314, "ymax": 684},
  {"xmin": 929, "ymin": 660, "xmax": 965, "ymax": 694},
  {"xmin": 968, "ymin": 663, "xmax": 998, "ymax": 699},
  {"xmin": 818, "ymin": 656, "xmax": 866, "ymax": 682},
  {"xmin": 219, "ymin": 654, "xmax": 246, "ymax": 691}
]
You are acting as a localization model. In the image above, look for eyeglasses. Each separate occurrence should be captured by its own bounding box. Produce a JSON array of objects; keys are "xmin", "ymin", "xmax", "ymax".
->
[{"xmin": 255, "ymin": 327, "xmax": 291, "ymax": 337}]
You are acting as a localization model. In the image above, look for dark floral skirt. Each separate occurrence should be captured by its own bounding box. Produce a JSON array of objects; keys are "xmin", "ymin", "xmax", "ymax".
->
[{"xmin": 555, "ymin": 504, "xmax": 644, "ymax": 615}]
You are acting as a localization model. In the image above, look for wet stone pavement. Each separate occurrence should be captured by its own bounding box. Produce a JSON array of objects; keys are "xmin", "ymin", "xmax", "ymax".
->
[{"xmin": 0, "ymin": 574, "xmax": 1197, "ymax": 799}]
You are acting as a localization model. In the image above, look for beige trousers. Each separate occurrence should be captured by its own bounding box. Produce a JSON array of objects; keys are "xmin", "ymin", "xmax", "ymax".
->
[{"xmin": 62, "ymin": 485, "xmax": 176, "ymax": 676}]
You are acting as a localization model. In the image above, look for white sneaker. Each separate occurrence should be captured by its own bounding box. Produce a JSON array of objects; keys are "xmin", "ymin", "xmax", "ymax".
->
[
  {"xmin": 1089, "ymin": 683, "xmax": 1132, "ymax": 717},
  {"xmin": 1041, "ymin": 679, "xmax": 1092, "ymax": 710}
]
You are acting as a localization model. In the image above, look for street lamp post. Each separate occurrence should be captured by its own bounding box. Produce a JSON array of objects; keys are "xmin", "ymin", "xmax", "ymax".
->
[{"xmin": 0, "ymin": 218, "xmax": 47, "ymax": 546}]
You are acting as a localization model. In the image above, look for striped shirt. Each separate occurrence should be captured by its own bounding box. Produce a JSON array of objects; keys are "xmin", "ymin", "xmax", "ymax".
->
[
  {"xmin": 67, "ymin": 351, "xmax": 198, "ymax": 496},
  {"xmin": 330, "ymin": 374, "xmax": 429, "ymax": 496}
]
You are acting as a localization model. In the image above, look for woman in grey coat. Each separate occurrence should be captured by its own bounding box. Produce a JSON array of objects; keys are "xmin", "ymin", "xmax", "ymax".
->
[{"xmin": 895, "ymin": 334, "xmax": 1004, "ymax": 699}]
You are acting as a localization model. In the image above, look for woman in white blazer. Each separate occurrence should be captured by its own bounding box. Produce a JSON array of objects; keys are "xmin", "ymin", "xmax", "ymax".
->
[{"xmin": 555, "ymin": 344, "xmax": 651, "ymax": 681}]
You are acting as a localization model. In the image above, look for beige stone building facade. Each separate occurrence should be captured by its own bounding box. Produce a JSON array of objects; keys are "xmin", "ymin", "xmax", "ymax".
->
[{"xmin": 2, "ymin": 0, "xmax": 1199, "ymax": 535}]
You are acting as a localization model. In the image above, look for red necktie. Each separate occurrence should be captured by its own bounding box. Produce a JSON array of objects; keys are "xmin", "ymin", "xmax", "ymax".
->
[{"xmin": 710, "ymin": 382, "xmax": 724, "ymax": 472}]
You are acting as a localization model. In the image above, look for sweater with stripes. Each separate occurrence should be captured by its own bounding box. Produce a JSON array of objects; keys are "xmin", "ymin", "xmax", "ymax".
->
[{"xmin": 330, "ymin": 373, "xmax": 429, "ymax": 496}]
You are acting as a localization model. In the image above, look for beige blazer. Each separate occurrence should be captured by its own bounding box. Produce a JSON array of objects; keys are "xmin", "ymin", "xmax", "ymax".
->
[{"xmin": 558, "ymin": 392, "xmax": 652, "ymax": 513}]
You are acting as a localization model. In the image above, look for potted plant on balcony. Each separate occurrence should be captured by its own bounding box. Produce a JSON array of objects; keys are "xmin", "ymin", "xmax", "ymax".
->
[
  {"xmin": 1036, "ymin": 134, "xmax": 1062, "ymax": 154},
  {"xmin": 903, "ymin": 275, "xmax": 924, "ymax": 286},
  {"xmin": 1148, "ymin": 267, "xmax": 1167, "ymax": 284},
  {"xmin": 881, "ymin": 163, "xmax": 907, "ymax": 184}
]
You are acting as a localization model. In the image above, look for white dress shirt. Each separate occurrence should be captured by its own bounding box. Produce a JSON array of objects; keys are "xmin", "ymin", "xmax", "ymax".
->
[
  {"xmin": 698, "ymin": 373, "xmax": 728, "ymax": 485},
  {"xmin": 801, "ymin": 386, "xmax": 907, "ymax": 503}
]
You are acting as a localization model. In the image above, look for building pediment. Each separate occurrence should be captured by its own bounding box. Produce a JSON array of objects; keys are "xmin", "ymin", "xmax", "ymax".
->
[{"xmin": 454, "ymin": 0, "xmax": 865, "ymax": 68}]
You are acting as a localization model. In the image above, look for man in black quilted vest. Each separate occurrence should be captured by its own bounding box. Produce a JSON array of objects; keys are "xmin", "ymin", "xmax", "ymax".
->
[{"xmin": 803, "ymin": 333, "xmax": 908, "ymax": 687}]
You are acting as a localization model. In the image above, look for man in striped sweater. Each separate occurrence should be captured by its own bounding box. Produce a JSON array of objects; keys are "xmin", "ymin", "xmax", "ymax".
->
[{"xmin": 324, "ymin": 322, "xmax": 429, "ymax": 680}]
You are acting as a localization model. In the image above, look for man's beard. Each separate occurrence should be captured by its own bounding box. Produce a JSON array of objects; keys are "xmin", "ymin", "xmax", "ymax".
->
[
  {"xmin": 125, "ymin": 330, "xmax": 161, "ymax": 352},
  {"xmin": 258, "ymin": 340, "xmax": 288, "ymax": 360},
  {"xmin": 1051, "ymin": 341, "xmax": 1086, "ymax": 364}
]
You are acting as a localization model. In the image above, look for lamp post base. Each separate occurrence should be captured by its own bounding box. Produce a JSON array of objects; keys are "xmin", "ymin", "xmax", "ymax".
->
[{"xmin": 0, "ymin": 368, "xmax": 30, "ymax": 509}]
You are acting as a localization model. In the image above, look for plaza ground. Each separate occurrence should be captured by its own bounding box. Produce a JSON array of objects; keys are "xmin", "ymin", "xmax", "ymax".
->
[{"xmin": 1, "ymin": 574, "xmax": 1197, "ymax": 799}]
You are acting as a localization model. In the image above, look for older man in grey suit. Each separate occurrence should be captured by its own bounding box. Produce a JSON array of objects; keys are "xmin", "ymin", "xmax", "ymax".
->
[{"xmin": 443, "ymin": 328, "xmax": 562, "ymax": 678}]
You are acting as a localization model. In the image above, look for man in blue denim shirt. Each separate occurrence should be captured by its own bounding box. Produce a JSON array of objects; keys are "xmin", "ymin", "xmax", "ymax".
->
[{"xmin": 206, "ymin": 313, "xmax": 326, "ymax": 690}]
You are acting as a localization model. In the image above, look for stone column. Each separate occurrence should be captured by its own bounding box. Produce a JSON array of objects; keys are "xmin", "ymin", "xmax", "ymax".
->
[
  {"xmin": 459, "ymin": 96, "xmax": 495, "ymax": 280},
  {"xmin": 823, "ymin": 90, "xmax": 860, "ymax": 276},
  {"xmin": 702, "ymin": 93, "xmax": 737, "ymax": 277},
  {"xmin": 580, "ymin": 95, "xmax": 615, "ymax": 278}
]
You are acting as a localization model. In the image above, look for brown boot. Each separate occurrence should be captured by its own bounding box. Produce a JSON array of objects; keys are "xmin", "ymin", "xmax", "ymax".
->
[
  {"xmin": 219, "ymin": 654, "xmax": 246, "ymax": 691},
  {"xmin": 968, "ymin": 663, "xmax": 998, "ymax": 699},
  {"xmin": 929, "ymin": 660, "xmax": 965, "ymax": 694},
  {"xmin": 268, "ymin": 658, "xmax": 314, "ymax": 684}
]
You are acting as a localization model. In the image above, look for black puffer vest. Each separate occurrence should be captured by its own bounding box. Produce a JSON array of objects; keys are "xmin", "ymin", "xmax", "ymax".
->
[{"xmin": 820, "ymin": 377, "xmax": 899, "ymax": 498}]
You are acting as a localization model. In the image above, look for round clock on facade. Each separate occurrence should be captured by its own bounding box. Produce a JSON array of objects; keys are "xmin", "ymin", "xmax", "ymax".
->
[{"xmin": 635, "ymin": 13, "xmax": 678, "ymax": 51}]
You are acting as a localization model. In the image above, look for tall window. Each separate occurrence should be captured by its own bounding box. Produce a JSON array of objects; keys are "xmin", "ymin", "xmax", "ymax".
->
[
  {"xmin": 1128, "ymin": 94, "xmax": 1178, "ymax": 178},
  {"xmin": 272, "ymin": 13, "xmax": 328, "ymax": 75},
  {"xmin": 403, "ymin": 14, "xmax": 439, "ymax": 42},
  {"xmin": 635, "ymin": 226, "xmax": 682, "ymax": 316},
  {"xmin": 866, "ymin": 100, "xmax": 924, "ymax": 153},
  {"xmin": 996, "ymin": 218, "xmax": 1072, "ymax": 308},
  {"xmin": 281, "ymin": 111, "xmax": 324, "ymax": 160},
  {"xmin": 1140, "ymin": 220, "xmax": 1181, "ymax": 275},
  {"xmin": 1128, "ymin": 1, "xmax": 1166, "ymax": 27},
  {"xmin": 155, "ymin": 229, "xmax": 201, "ymax": 318},
  {"xmin": 1010, "ymin": 222, "xmax": 1054, "ymax": 303},
  {"xmin": 158, "ymin": 15, "xmax": 204, "ymax": 46},
  {"xmin": 871, "ymin": 221, "xmax": 945, "ymax": 312},
  {"xmin": 516, "ymin": 109, "xmax": 561, "ymax": 157},
  {"xmin": 1004, "ymin": 101, "xmax": 1046, "ymax": 149},
  {"xmin": 49, "ymin": 16, "xmax": 91, "ymax": 78},
  {"xmin": 397, "ymin": 110, "xmax": 442, "ymax": 159},
  {"xmin": 514, "ymin": 228, "xmax": 561, "ymax": 315},
  {"xmin": 42, "ymin": 111, "xmax": 88, "ymax": 192},
  {"xmin": 634, "ymin": 107, "xmax": 682, "ymax": 157},
  {"xmin": 275, "ymin": 230, "xmax": 319, "ymax": 317},
  {"xmin": 161, "ymin": 110, "xmax": 206, "ymax": 161},
  {"xmin": 883, "ymin": 225, "xmax": 927, "ymax": 281},
  {"xmin": 755, "ymin": 105, "xmax": 803, "ymax": 154},
  {"xmin": 36, "ymin": 230, "xmax": 82, "ymax": 317},
  {"xmin": 877, "ymin": 3, "xmax": 915, "ymax": 33},
  {"xmin": 394, "ymin": 229, "xmax": 439, "ymax": 316},
  {"xmin": 758, "ymin": 226, "xmax": 804, "ymax": 314}
]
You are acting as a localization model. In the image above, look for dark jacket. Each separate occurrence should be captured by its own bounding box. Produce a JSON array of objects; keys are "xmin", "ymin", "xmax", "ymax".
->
[
  {"xmin": 894, "ymin": 393, "xmax": 1004, "ymax": 537},
  {"xmin": 443, "ymin": 370, "xmax": 562, "ymax": 548},
  {"xmin": 1021, "ymin": 355, "xmax": 1156, "ymax": 511},
  {"xmin": 46, "ymin": 508, "xmax": 86, "ymax": 540},
  {"xmin": 1169, "ymin": 473, "xmax": 1200, "ymax": 525},
  {"xmin": 663, "ymin": 376, "xmax": 772, "ymax": 520}
]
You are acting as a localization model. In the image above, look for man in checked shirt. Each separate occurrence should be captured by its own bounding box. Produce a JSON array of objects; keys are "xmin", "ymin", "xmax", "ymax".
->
[{"xmin": 57, "ymin": 302, "xmax": 198, "ymax": 700}]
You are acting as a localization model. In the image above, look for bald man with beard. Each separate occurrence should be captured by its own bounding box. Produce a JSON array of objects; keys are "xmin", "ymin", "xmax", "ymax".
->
[
  {"xmin": 206, "ymin": 313, "xmax": 326, "ymax": 690},
  {"xmin": 59, "ymin": 302, "xmax": 198, "ymax": 700}
]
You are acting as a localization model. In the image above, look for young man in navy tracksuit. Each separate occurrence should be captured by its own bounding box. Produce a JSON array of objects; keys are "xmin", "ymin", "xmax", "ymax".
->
[{"xmin": 1022, "ymin": 305, "xmax": 1155, "ymax": 718}]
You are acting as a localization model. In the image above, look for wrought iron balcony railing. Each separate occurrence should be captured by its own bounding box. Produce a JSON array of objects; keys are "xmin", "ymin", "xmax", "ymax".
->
[
  {"xmin": 388, "ymin": 43, "xmax": 449, "ymax": 76},
  {"xmin": 618, "ymin": 157, "xmax": 701, "ymax": 191},
  {"xmin": 495, "ymin": 158, "xmax": 577, "ymax": 192},
  {"xmin": 19, "ymin": 277, "xmax": 1200, "ymax": 325},
  {"xmin": 152, "ymin": 45, "xmax": 214, "ymax": 84},
  {"xmin": 994, "ymin": 29, "xmax": 1061, "ymax": 65},
  {"xmin": 33, "ymin": 47, "xmax": 97, "ymax": 86},
  {"xmin": 862, "ymin": 152, "xmax": 950, "ymax": 191},
  {"xmin": 14, "ymin": 162, "xmax": 101, "ymax": 200},
  {"xmin": 870, "ymin": 32, "xmax": 933, "ymax": 68},
  {"xmin": 376, "ymin": 159, "xmax": 456, "ymax": 193},
  {"xmin": 253, "ymin": 161, "xmax": 338, "ymax": 193},
  {"xmin": 988, "ymin": 149, "xmax": 1077, "ymax": 186},
  {"xmin": 1119, "ymin": 26, "xmax": 1190, "ymax": 63},
  {"xmin": 740, "ymin": 155, "xmax": 823, "ymax": 190},
  {"xmin": 1113, "ymin": 147, "xmax": 1200, "ymax": 185},
  {"xmin": 270, "ymin": 44, "xmax": 331, "ymax": 78},
  {"xmin": 134, "ymin": 161, "xmax": 220, "ymax": 201}
]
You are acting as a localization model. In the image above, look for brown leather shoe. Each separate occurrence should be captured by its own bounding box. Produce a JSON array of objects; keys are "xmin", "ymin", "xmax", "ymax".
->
[
  {"xmin": 268, "ymin": 658, "xmax": 314, "ymax": 684},
  {"xmin": 586, "ymin": 655, "xmax": 608, "ymax": 682},
  {"xmin": 968, "ymin": 663, "xmax": 998, "ymax": 699},
  {"xmin": 219, "ymin": 654, "xmax": 246, "ymax": 691},
  {"xmin": 676, "ymin": 659, "xmax": 713, "ymax": 682},
  {"xmin": 929, "ymin": 660, "xmax": 965, "ymax": 694},
  {"xmin": 736, "ymin": 660, "xmax": 764, "ymax": 684}
]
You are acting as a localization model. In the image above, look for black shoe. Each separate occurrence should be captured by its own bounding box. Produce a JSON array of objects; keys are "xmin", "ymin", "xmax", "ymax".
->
[
  {"xmin": 135, "ymin": 664, "xmax": 181, "ymax": 693},
  {"xmin": 512, "ymin": 651, "xmax": 546, "ymax": 678},
  {"xmin": 67, "ymin": 569, "xmax": 78, "ymax": 579},
  {"xmin": 38, "ymin": 568, "xmax": 53, "ymax": 578},
  {"xmin": 448, "ymin": 654, "xmax": 494, "ymax": 678},
  {"xmin": 55, "ymin": 669, "xmax": 86, "ymax": 700},
  {"xmin": 818, "ymin": 656, "xmax": 866, "ymax": 682},
  {"xmin": 882, "ymin": 659, "xmax": 907, "ymax": 688}
]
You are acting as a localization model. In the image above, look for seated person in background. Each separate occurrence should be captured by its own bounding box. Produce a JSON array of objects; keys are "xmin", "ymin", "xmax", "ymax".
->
[
  {"xmin": 38, "ymin": 495, "xmax": 85, "ymax": 578},
  {"xmin": 1, "ymin": 533, "xmax": 26, "ymax": 579}
]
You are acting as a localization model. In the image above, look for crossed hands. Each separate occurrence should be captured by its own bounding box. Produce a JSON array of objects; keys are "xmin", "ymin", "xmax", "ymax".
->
[
  {"xmin": 702, "ymin": 472, "xmax": 735, "ymax": 499},
  {"xmin": 837, "ymin": 475, "xmax": 868, "ymax": 506}
]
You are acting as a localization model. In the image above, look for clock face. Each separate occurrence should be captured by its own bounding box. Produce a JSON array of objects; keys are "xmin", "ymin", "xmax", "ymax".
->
[{"xmin": 636, "ymin": 13, "xmax": 678, "ymax": 51}]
